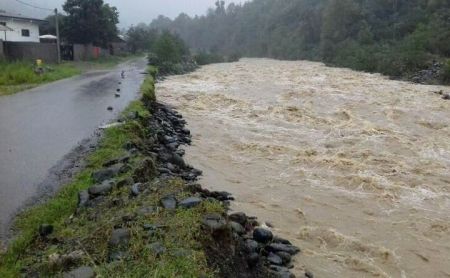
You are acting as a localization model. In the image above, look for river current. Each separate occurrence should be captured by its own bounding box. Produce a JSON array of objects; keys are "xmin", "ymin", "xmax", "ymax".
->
[{"xmin": 157, "ymin": 58, "xmax": 450, "ymax": 278}]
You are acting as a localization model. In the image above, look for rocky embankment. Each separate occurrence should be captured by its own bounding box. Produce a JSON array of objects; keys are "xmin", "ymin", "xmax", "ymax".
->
[{"xmin": 1, "ymin": 70, "xmax": 303, "ymax": 277}]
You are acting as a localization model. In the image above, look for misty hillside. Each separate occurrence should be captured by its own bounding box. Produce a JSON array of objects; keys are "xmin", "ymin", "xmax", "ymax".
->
[{"xmin": 149, "ymin": 0, "xmax": 450, "ymax": 80}]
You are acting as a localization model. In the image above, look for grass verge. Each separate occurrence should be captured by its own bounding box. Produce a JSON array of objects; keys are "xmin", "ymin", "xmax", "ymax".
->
[
  {"xmin": 0, "ymin": 62, "xmax": 81, "ymax": 96},
  {"xmin": 0, "ymin": 54, "xmax": 143, "ymax": 96},
  {"xmin": 0, "ymin": 67, "xmax": 222, "ymax": 277}
]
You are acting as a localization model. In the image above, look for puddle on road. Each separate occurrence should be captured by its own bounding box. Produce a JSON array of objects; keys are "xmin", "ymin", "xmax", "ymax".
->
[{"xmin": 157, "ymin": 58, "xmax": 450, "ymax": 278}]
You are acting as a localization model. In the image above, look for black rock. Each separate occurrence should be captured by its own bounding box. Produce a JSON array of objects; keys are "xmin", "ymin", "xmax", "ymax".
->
[
  {"xmin": 229, "ymin": 212, "xmax": 247, "ymax": 226},
  {"xmin": 176, "ymin": 149, "xmax": 185, "ymax": 156},
  {"xmin": 211, "ymin": 191, "xmax": 233, "ymax": 201},
  {"xmin": 167, "ymin": 142, "xmax": 179, "ymax": 151},
  {"xmin": 116, "ymin": 88, "xmax": 121, "ymax": 92},
  {"xmin": 115, "ymin": 93, "xmax": 121, "ymax": 98},
  {"xmin": 201, "ymin": 214, "xmax": 227, "ymax": 232},
  {"xmin": 39, "ymin": 224, "xmax": 53, "ymax": 237},
  {"xmin": 160, "ymin": 195, "xmax": 177, "ymax": 210},
  {"xmin": 191, "ymin": 168, "xmax": 203, "ymax": 176},
  {"xmin": 170, "ymin": 154, "xmax": 186, "ymax": 168},
  {"xmin": 266, "ymin": 243, "xmax": 300, "ymax": 255},
  {"xmin": 182, "ymin": 128, "xmax": 190, "ymax": 135},
  {"xmin": 158, "ymin": 167, "xmax": 172, "ymax": 174},
  {"xmin": 253, "ymin": 227, "xmax": 273, "ymax": 244},
  {"xmin": 78, "ymin": 190, "xmax": 89, "ymax": 207},
  {"xmin": 147, "ymin": 242, "xmax": 166, "ymax": 257},
  {"xmin": 267, "ymin": 252, "xmax": 283, "ymax": 265},
  {"xmin": 245, "ymin": 239, "xmax": 260, "ymax": 253},
  {"xmin": 108, "ymin": 251, "xmax": 127, "ymax": 262},
  {"xmin": 229, "ymin": 221, "xmax": 245, "ymax": 235},
  {"xmin": 163, "ymin": 135, "xmax": 176, "ymax": 144},
  {"xmin": 91, "ymin": 164, "xmax": 126, "ymax": 183},
  {"xmin": 166, "ymin": 162, "xmax": 176, "ymax": 172},
  {"xmin": 277, "ymin": 251, "xmax": 292, "ymax": 265},
  {"xmin": 443, "ymin": 94, "xmax": 450, "ymax": 100},
  {"xmin": 130, "ymin": 183, "xmax": 142, "ymax": 196},
  {"xmin": 109, "ymin": 228, "xmax": 130, "ymax": 248},
  {"xmin": 179, "ymin": 197, "xmax": 202, "ymax": 208},
  {"xmin": 247, "ymin": 252, "xmax": 260, "ymax": 267},
  {"xmin": 63, "ymin": 266, "xmax": 95, "ymax": 278},
  {"xmin": 305, "ymin": 270, "xmax": 314, "ymax": 278},
  {"xmin": 107, "ymin": 106, "xmax": 113, "ymax": 111},
  {"xmin": 88, "ymin": 180, "xmax": 114, "ymax": 196}
]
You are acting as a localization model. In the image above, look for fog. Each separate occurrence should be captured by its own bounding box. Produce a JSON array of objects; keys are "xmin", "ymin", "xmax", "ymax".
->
[{"xmin": 0, "ymin": 0, "xmax": 240, "ymax": 27}]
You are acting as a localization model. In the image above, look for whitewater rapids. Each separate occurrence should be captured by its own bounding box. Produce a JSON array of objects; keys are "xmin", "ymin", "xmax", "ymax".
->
[{"xmin": 157, "ymin": 58, "xmax": 450, "ymax": 278}]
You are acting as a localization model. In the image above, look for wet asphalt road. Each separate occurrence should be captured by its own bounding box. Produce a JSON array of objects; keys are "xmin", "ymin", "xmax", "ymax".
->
[{"xmin": 0, "ymin": 58, "xmax": 147, "ymax": 240}]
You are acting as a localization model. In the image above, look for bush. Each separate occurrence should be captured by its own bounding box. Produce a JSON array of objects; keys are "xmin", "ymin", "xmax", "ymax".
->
[
  {"xmin": 194, "ymin": 52, "xmax": 225, "ymax": 65},
  {"xmin": 194, "ymin": 52, "xmax": 241, "ymax": 66}
]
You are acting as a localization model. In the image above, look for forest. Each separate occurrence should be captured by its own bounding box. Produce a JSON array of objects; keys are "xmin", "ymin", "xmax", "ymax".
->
[{"xmin": 141, "ymin": 0, "xmax": 450, "ymax": 82}]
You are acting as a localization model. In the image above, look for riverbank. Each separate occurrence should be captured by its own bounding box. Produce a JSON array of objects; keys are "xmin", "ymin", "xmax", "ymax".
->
[{"xmin": 0, "ymin": 66, "xmax": 300, "ymax": 277}]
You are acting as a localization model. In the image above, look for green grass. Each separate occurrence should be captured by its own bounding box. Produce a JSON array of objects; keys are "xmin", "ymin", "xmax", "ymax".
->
[
  {"xmin": 0, "ymin": 121, "xmax": 135, "ymax": 277},
  {"xmin": 0, "ymin": 54, "xmax": 144, "ymax": 96},
  {"xmin": 0, "ymin": 61, "xmax": 81, "ymax": 96},
  {"xmin": 0, "ymin": 69, "xmax": 222, "ymax": 277}
]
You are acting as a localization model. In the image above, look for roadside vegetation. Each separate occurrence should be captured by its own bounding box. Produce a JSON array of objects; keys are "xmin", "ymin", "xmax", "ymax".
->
[
  {"xmin": 0, "ymin": 66, "xmax": 223, "ymax": 277},
  {"xmin": 0, "ymin": 55, "xmax": 142, "ymax": 96},
  {"xmin": 0, "ymin": 61, "xmax": 80, "ymax": 96}
]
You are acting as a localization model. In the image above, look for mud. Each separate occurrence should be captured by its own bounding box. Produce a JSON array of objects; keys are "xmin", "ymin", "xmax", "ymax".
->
[{"xmin": 157, "ymin": 58, "xmax": 450, "ymax": 278}]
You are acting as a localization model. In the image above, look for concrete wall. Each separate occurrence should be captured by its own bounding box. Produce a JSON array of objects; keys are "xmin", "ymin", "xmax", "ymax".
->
[
  {"xmin": 110, "ymin": 42, "xmax": 127, "ymax": 56},
  {"xmin": 73, "ymin": 44, "xmax": 113, "ymax": 61},
  {"xmin": 73, "ymin": 44, "xmax": 94, "ymax": 61},
  {"xmin": 0, "ymin": 18, "xmax": 40, "ymax": 42},
  {"xmin": 4, "ymin": 42, "xmax": 58, "ymax": 63}
]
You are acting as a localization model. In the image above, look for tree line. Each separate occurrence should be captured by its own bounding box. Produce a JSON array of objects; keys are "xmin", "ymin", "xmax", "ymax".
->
[{"xmin": 147, "ymin": 0, "xmax": 450, "ymax": 81}]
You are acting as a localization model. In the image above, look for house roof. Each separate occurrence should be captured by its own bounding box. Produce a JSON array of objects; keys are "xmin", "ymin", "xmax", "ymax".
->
[
  {"xmin": 0, "ymin": 11, "xmax": 47, "ymax": 23},
  {"xmin": 0, "ymin": 25, "xmax": 14, "ymax": 31}
]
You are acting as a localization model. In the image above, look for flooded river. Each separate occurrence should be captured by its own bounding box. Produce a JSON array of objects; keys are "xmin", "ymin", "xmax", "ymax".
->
[{"xmin": 157, "ymin": 58, "xmax": 450, "ymax": 277}]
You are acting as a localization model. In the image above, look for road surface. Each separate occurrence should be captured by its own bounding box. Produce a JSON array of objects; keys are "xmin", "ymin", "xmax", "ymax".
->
[{"xmin": 0, "ymin": 58, "xmax": 147, "ymax": 244}]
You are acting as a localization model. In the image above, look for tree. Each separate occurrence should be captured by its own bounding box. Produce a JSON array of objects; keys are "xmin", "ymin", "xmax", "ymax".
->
[
  {"xmin": 152, "ymin": 31, "xmax": 189, "ymax": 64},
  {"xmin": 126, "ymin": 24, "xmax": 158, "ymax": 53},
  {"xmin": 39, "ymin": 13, "xmax": 66, "ymax": 38},
  {"xmin": 62, "ymin": 0, "xmax": 119, "ymax": 47}
]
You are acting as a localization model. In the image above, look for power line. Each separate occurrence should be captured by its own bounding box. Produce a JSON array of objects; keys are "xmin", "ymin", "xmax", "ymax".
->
[{"xmin": 13, "ymin": 0, "xmax": 53, "ymax": 12}]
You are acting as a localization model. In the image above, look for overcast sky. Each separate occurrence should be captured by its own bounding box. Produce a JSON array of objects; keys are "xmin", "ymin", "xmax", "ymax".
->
[{"xmin": 1, "ymin": 0, "xmax": 241, "ymax": 27}]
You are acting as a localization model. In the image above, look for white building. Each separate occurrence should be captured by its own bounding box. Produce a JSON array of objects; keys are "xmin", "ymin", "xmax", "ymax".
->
[{"xmin": 0, "ymin": 12, "xmax": 45, "ymax": 42}]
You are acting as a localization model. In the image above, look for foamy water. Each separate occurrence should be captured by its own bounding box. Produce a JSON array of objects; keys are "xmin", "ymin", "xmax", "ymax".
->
[{"xmin": 157, "ymin": 58, "xmax": 450, "ymax": 277}]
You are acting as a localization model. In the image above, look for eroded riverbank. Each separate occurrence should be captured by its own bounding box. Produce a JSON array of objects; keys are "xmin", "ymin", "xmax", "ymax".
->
[{"xmin": 157, "ymin": 58, "xmax": 450, "ymax": 277}]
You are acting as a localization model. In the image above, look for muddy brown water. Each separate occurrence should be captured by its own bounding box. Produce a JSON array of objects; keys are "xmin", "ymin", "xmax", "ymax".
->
[{"xmin": 157, "ymin": 58, "xmax": 450, "ymax": 278}]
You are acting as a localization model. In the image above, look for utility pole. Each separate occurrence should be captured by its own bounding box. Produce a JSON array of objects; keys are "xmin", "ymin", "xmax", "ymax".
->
[{"xmin": 55, "ymin": 8, "xmax": 61, "ymax": 63}]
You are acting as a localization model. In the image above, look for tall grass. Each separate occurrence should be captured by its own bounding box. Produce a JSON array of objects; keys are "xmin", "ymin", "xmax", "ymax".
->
[{"xmin": 0, "ymin": 61, "xmax": 80, "ymax": 86}]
